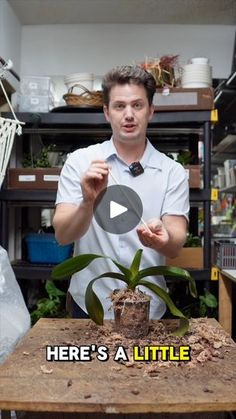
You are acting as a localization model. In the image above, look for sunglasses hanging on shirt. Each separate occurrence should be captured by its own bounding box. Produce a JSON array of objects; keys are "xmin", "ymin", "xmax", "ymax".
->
[{"xmin": 128, "ymin": 162, "xmax": 144, "ymax": 177}]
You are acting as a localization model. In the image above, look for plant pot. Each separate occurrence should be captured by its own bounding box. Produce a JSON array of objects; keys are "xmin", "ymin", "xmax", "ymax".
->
[
  {"xmin": 7, "ymin": 168, "xmax": 61, "ymax": 190},
  {"xmin": 111, "ymin": 289, "xmax": 151, "ymax": 339},
  {"xmin": 184, "ymin": 165, "xmax": 201, "ymax": 188},
  {"xmin": 166, "ymin": 247, "xmax": 203, "ymax": 269}
]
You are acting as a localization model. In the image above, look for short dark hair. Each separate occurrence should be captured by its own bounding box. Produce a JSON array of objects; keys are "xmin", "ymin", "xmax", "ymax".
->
[{"xmin": 102, "ymin": 65, "xmax": 156, "ymax": 106}]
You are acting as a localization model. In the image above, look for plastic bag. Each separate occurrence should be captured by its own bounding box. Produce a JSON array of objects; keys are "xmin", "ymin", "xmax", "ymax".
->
[{"xmin": 0, "ymin": 246, "xmax": 31, "ymax": 363}]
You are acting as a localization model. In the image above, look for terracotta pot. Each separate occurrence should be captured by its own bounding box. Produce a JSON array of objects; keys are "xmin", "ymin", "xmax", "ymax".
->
[{"xmin": 113, "ymin": 296, "xmax": 150, "ymax": 339}]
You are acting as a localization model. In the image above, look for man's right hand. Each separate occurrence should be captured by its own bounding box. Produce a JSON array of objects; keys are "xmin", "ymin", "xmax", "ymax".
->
[
  {"xmin": 81, "ymin": 160, "xmax": 110, "ymax": 204},
  {"xmin": 53, "ymin": 160, "xmax": 110, "ymax": 245}
]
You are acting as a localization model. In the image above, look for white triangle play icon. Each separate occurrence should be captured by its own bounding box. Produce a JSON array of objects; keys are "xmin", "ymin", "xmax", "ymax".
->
[{"xmin": 110, "ymin": 200, "xmax": 128, "ymax": 219}]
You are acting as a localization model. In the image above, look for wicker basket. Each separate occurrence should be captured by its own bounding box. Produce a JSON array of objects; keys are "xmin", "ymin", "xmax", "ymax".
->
[{"xmin": 63, "ymin": 84, "xmax": 103, "ymax": 107}]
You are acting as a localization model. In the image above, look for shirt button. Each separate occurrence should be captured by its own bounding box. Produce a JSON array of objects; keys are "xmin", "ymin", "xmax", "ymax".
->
[{"xmin": 119, "ymin": 240, "xmax": 126, "ymax": 248}]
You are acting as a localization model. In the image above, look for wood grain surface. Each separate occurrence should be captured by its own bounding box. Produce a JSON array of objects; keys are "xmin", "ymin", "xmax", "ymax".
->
[{"xmin": 0, "ymin": 318, "xmax": 235, "ymax": 416}]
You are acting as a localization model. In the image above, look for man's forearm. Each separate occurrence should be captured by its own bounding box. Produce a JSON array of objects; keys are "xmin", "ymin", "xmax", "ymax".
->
[
  {"xmin": 53, "ymin": 201, "xmax": 94, "ymax": 245},
  {"xmin": 157, "ymin": 227, "xmax": 187, "ymax": 258}
]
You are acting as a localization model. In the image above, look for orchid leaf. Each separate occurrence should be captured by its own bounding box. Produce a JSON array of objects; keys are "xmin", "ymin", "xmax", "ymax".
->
[
  {"xmin": 52, "ymin": 254, "xmax": 105, "ymax": 279},
  {"xmin": 139, "ymin": 265, "xmax": 191, "ymax": 280},
  {"xmin": 139, "ymin": 280, "xmax": 189, "ymax": 336},
  {"xmin": 85, "ymin": 272, "xmax": 128, "ymax": 324},
  {"xmin": 85, "ymin": 279, "xmax": 104, "ymax": 325},
  {"xmin": 139, "ymin": 280, "xmax": 186, "ymax": 319},
  {"xmin": 51, "ymin": 246, "xmax": 194, "ymax": 336},
  {"xmin": 138, "ymin": 266, "xmax": 197, "ymax": 298},
  {"xmin": 171, "ymin": 318, "xmax": 190, "ymax": 337},
  {"xmin": 130, "ymin": 249, "xmax": 143, "ymax": 276},
  {"xmin": 188, "ymin": 277, "xmax": 198, "ymax": 298},
  {"xmin": 110, "ymin": 259, "xmax": 132, "ymax": 283}
]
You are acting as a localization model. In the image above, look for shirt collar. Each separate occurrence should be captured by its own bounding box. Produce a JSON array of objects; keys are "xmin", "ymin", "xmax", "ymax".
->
[
  {"xmin": 101, "ymin": 137, "xmax": 163, "ymax": 170},
  {"xmin": 140, "ymin": 140, "xmax": 163, "ymax": 170},
  {"xmin": 101, "ymin": 137, "xmax": 118, "ymax": 161}
]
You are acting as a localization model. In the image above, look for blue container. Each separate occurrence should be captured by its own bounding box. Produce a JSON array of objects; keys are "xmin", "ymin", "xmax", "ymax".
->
[{"xmin": 25, "ymin": 233, "xmax": 73, "ymax": 264}]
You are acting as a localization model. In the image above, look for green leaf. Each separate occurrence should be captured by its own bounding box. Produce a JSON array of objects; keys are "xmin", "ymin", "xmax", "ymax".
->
[
  {"xmin": 184, "ymin": 233, "xmax": 202, "ymax": 247},
  {"xmin": 85, "ymin": 279, "xmax": 104, "ymax": 325},
  {"xmin": 110, "ymin": 259, "xmax": 132, "ymax": 283},
  {"xmin": 200, "ymin": 289, "xmax": 218, "ymax": 308},
  {"xmin": 85, "ymin": 272, "xmax": 128, "ymax": 325},
  {"xmin": 139, "ymin": 280, "xmax": 186, "ymax": 319},
  {"xmin": 45, "ymin": 280, "xmax": 66, "ymax": 298},
  {"xmin": 138, "ymin": 266, "xmax": 197, "ymax": 298},
  {"xmin": 139, "ymin": 265, "xmax": 191, "ymax": 280},
  {"xmin": 188, "ymin": 279, "xmax": 198, "ymax": 299},
  {"xmin": 52, "ymin": 253, "xmax": 132, "ymax": 283},
  {"xmin": 130, "ymin": 249, "xmax": 143, "ymax": 275},
  {"xmin": 171, "ymin": 318, "xmax": 190, "ymax": 337},
  {"xmin": 51, "ymin": 254, "xmax": 106, "ymax": 279},
  {"xmin": 139, "ymin": 280, "xmax": 189, "ymax": 336}
]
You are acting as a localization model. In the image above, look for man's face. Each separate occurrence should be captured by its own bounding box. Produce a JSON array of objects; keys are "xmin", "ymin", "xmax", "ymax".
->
[{"xmin": 103, "ymin": 83, "xmax": 154, "ymax": 145}]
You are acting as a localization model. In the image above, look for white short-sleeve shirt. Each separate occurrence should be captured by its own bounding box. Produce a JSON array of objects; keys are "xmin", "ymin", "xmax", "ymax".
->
[{"xmin": 56, "ymin": 138, "xmax": 189, "ymax": 319}]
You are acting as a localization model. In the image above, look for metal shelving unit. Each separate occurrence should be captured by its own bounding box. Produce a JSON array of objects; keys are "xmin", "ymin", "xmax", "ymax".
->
[{"xmin": 0, "ymin": 110, "xmax": 214, "ymax": 283}]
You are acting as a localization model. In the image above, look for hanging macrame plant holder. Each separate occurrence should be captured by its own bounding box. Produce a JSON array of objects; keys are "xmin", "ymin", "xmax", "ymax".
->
[{"xmin": 0, "ymin": 60, "xmax": 24, "ymax": 189}]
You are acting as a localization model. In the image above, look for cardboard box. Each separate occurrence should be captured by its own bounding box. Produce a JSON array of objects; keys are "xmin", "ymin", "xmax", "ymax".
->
[
  {"xmin": 185, "ymin": 165, "xmax": 201, "ymax": 188},
  {"xmin": 166, "ymin": 248, "xmax": 203, "ymax": 269},
  {"xmin": 154, "ymin": 87, "xmax": 214, "ymax": 111},
  {"xmin": 8, "ymin": 168, "xmax": 61, "ymax": 190}
]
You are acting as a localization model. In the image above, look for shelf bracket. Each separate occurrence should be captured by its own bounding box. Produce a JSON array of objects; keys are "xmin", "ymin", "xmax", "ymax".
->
[
  {"xmin": 211, "ymin": 109, "xmax": 218, "ymax": 123},
  {"xmin": 211, "ymin": 188, "xmax": 219, "ymax": 201},
  {"xmin": 211, "ymin": 267, "xmax": 219, "ymax": 281}
]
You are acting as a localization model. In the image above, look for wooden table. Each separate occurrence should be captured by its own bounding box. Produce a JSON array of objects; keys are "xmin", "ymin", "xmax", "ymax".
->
[
  {"xmin": 0, "ymin": 318, "xmax": 236, "ymax": 419},
  {"xmin": 219, "ymin": 269, "xmax": 236, "ymax": 335}
]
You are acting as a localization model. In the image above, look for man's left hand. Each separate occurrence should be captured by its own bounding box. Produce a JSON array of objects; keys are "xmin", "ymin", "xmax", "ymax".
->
[{"xmin": 136, "ymin": 219, "xmax": 169, "ymax": 250}]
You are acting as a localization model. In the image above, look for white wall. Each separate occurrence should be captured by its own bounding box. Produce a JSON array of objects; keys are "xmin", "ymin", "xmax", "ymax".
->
[
  {"xmin": 0, "ymin": 0, "xmax": 21, "ymax": 89},
  {"xmin": 21, "ymin": 24, "xmax": 236, "ymax": 79}
]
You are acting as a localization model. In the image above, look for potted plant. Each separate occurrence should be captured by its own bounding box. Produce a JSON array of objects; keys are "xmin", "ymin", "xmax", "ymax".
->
[
  {"xmin": 8, "ymin": 144, "xmax": 61, "ymax": 190},
  {"xmin": 30, "ymin": 280, "xmax": 68, "ymax": 325},
  {"xmin": 176, "ymin": 150, "xmax": 201, "ymax": 189},
  {"xmin": 52, "ymin": 249, "xmax": 197, "ymax": 338},
  {"xmin": 166, "ymin": 233, "xmax": 203, "ymax": 269},
  {"xmin": 139, "ymin": 55, "xmax": 179, "ymax": 87},
  {"xmin": 167, "ymin": 151, "xmax": 201, "ymax": 189}
]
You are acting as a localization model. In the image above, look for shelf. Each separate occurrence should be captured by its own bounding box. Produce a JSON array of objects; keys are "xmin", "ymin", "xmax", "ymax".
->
[
  {"xmin": 0, "ymin": 189, "xmax": 56, "ymax": 203},
  {"xmin": 0, "ymin": 109, "xmax": 213, "ymax": 284},
  {"xmin": 212, "ymin": 134, "xmax": 236, "ymax": 165},
  {"xmin": 214, "ymin": 71, "xmax": 236, "ymax": 123},
  {"xmin": 12, "ymin": 260, "xmax": 55, "ymax": 280},
  {"xmin": 0, "ymin": 189, "xmax": 212, "ymax": 203},
  {"xmin": 2, "ymin": 110, "xmax": 213, "ymax": 127},
  {"xmin": 12, "ymin": 260, "xmax": 210, "ymax": 282},
  {"xmin": 219, "ymin": 185, "xmax": 236, "ymax": 193},
  {"xmin": 166, "ymin": 269, "xmax": 210, "ymax": 282}
]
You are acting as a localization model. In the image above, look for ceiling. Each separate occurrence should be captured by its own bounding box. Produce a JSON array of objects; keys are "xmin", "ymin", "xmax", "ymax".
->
[{"xmin": 8, "ymin": 0, "xmax": 236, "ymax": 25}]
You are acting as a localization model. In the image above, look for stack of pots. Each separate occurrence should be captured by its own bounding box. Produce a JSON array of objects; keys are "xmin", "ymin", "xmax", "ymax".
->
[
  {"xmin": 64, "ymin": 73, "xmax": 94, "ymax": 95},
  {"xmin": 181, "ymin": 57, "xmax": 212, "ymax": 88}
]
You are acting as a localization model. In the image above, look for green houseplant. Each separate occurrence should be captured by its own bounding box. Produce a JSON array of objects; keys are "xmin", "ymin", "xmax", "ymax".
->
[
  {"xmin": 52, "ymin": 249, "xmax": 197, "ymax": 337},
  {"xmin": 22, "ymin": 144, "xmax": 56, "ymax": 168},
  {"xmin": 30, "ymin": 280, "xmax": 67, "ymax": 325},
  {"xmin": 167, "ymin": 151, "xmax": 201, "ymax": 189},
  {"xmin": 8, "ymin": 144, "xmax": 61, "ymax": 189}
]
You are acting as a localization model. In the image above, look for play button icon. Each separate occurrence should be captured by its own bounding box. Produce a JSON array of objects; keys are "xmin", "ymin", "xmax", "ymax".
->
[
  {"xmin": 110, "ymin": 201, "xmax": 128, "ymax": 219},
  {"xmin": 94, "ymin": 185, "xmax": 143, "ymax": 234}
]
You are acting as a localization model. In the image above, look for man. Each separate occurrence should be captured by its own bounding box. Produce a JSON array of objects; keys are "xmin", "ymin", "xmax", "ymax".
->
[{"xmin": 53, "ymin": 65, "xmax": 189, "ymax": 319}]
